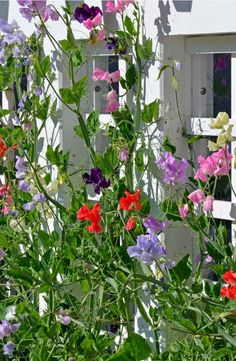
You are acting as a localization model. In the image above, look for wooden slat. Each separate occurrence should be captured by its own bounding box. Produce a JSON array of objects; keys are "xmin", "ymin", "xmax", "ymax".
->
[
  {"xmin": 213, "ymin": 200, "xmax": 236, "ymax": 221},
  {"xmin": 186, "ymin": 117, "xmax": 236, "ymax": 137}
]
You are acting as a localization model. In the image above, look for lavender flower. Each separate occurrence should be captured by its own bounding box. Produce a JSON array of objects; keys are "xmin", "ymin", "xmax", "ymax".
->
[
  {"xmin": 18, "ymin": 0, "xmax": 59, "ymax": 22},
  {"xmin": 15, "ymin": 156, "xmax": 27, "ymax": 172},
  {"xmin": 33, "ymin": 193, "xmax": 46, "ymax": 202},
  {"xmin": 18, "ymin": 94, "xmax": 27, "ymax": 111},
  {"xmin": 127, "ymin": 233, "xmax": 166, "ymax": 265},
  {"xmin": 143, "ymin": 215, "xmax": 170, "ymax": 234},
  {"xmin": 0, "ymin": 19, "xmax": 18, "ymax": 34},
  {"xmin": 119, "ymin": 147, "xmax": 129, "ymax": 161},
  {"xmin": 3, "ymin": 342, "xmax": 14, "ymax": 356},
  {"xmin": 60, "ymin": 315, "xmax": 71, "ymax": 325},
  {"xmin": 34, "ymin": 86, "xmax": 42, "ymax": 96},
  {"xmin": 156, "ymin": 152, "xmax": 188, "ymax": 185},
  {"xmin": 0, "ymin": 249, "xmax": 5, "ymax": 261},
  {"xmin": 23, "ymin": 202, "xmax": 36, "ymax": 211},
  {"xmin": 83, "ymin": 167, "xmax": 110, "ymax": 194},
  {"xmin": 18, "ymin": 180, "xmax": 30, "ymax": 192},
  {"xmin": 74, "ymin": 3, "xmax": 102, "ymax": 23}
]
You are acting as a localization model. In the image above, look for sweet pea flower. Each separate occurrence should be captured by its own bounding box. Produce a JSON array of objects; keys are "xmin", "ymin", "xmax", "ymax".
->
[
  {"xmin": 209, "ymin": 112, "xmax": 229, "ymax": 129},
  {"xmin": 17, "ymin": 0, "xmax": 59, "ymax": 22},
  {"xmin": 82, "ymin": 167, "xmax": 110, "ymax": 195},
  {"xmin": 3, "ymin": 342, "xmax": 14, "ymax": 356},
  {"xmin": 119, "ymin": 147, "xmax": 129, "ymax": 161},
  {"xmin": 93, "ymin": 67, "xmax": 120, "ymax": 84},
  {"xmin": 187, "ymin": 189, "xmax": 205, "ymax": 205},
  {"xmin": 18, "ymin": 180, "xmax": 30, "ymax": 192},
  {"xmin": 23, "ymin": 201, "xmax": 36, "ymax": 211},
  {"xmin": 15, "ymin": 156, "xmax": 27, "ymax": 172},
  {"xmin": 203, "ymin": 195, "xmax": 214, "ymax": 213},
  {"xmin": 83, "ymin": 12, "xmax": 102, "ymax": 30},
  {"xmin": 60, "ymin": 315, "xmax": 71, "ymax": 325},
  {"xmin": 125, "ymin": 217, "xmax": 136, "ymax": 231},
  {"xmin": 156, "ymin": 152, "xmax": 188, "ymax": 185},
  {"xmin": 105, "ymin": 90, "xmax": 120, "ymax": 112},
  {"xmin": 0, "ymin": 249, "xmax": 5, "ymax": 261},
  {"xmin": 128, "ymin": 233, "xmax": 166, "ymax": 265},
  {"xmin": 178, "ymin": 204, "xmax": 189, "ymax": 218},
  {"xmin": 143, "ymin": 215, "xmax": 169, "ymax": 234},
  {"xmin": 33, "ymin": 193, "xmax": 46, "ymax": 202},
  {"xmin": 106, "ymin": 0, "xmax": 134, "ymax": 13}
]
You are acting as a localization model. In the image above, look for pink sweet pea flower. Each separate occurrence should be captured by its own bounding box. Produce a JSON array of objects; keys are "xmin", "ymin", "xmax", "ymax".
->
[
  {"xmin": 178, "ymin": 204, "xmax": 189, "ymax": 218},
  {"xmin": 105, "ymin": 0, "xmax": 134, "ymax": 13},
  {"xmin": 98, "ymin": 29, "xmax": 106, "ymax": 40},
  {"xmin": 110, "ymin": 70, "xmax": 120, "ymax": 82},
  {"xmin": 105, "ymin": 90, "xmax": 120, "ymax": 112},
  {"xmin": 93, "ymin": 67, "xmax": 111, "ymax": 83},
  {"xmin": 187, "ymin": 189, "xmax": 205, "ymax": 205},
  {"xmin": 203, "ymin": 195, "xmax": 214, "ymax": 213},
  {"xmin": 83, "ymin": 12, "xmax": 102, "ymax": 30}
]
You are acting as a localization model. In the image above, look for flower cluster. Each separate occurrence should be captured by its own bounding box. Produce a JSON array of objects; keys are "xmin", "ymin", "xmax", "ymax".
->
[
  {"xmin": 156, "ymin": 152, "xmax": 188, "ymax": 185},
  {"xmin": 143, "ymin": 215, "xmax": 169, "ymax": 234},
  {"xmin": 17, "ymin": 0, "xmax": 59, "ymax": 22},
  {"xmin": 0, "ymin": 320, "xmax": 19, "ymax": 357},
  {"xmin": 208, "ymin": 112, "xmax": 233, "ymax": 151},
  {"xmin": 220, "ymin": 270, "xmax": 236, "ymax": 300},
  {"xmin": 74, "ymin": 3, "xmax": 102, "ymax": 30},
  {"xmin": 0, "ymin": 185, "xmax": 15, "ymax": 216},
  {"xmin": 194, "ymin": 146, "xmax": 232, "ymax": 182},
  {"xmin": 93, "ymin": 67, "xmax": 120, "ymax": 84},
  {"xmin": 127, "ymin": 233, "xmax": 166, "ymax": 265},
  {"xmin": 77, "ymin": 203, "xmax": 103, "ymax": 233},
  {"xmin": 83, "ymin": 167, "xmax": 110, "ymax": 195}
]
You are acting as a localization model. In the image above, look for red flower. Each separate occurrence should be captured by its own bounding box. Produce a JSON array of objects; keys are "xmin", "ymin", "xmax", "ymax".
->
[
  {"xmin": 223, "ymin": 270, "xmax": 236, "ymax": 285},
  {"xmin": 0, "ymin": 137, "xmax": 9, "ymax": 157},
  {"xmin": 119, "ymin": 189, "xmax": 142, "ymax": 211},
  {"xmin": 220, "ymin": 285, "xmax": 236, "ymax": 300},
  {"xmin": 221, "ymin": 286, "xmax": 230, "ymax": 298},
  {"xmin": 77, "ymin": 203, "xmax": 103, "ymax": 233},
  {"xmin": 125, "ymin": 217, "xmax": 136, "ymax": 231}
]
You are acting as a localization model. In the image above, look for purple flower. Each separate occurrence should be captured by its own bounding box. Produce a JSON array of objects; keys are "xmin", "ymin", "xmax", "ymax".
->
[
  {"xmin": 10, "ymin": 323, "xmax": 20, "ymax": 333},
  {"xmin": 83, "ymin": 167, "xmax": 110, "ymax": 194},
  {"xmin": 34, "ymin": 86, "xmax": 42, "ymax": 96},
  {"xmin": 18, "ymin": 0, "xmax": 59, "ymax": 22},
  {"xmin": 143, "ymin": 215, "xmax": 170, "ymax": 234},
  {"xmin": 119, "ymin": 147, "xmax": 129, "ymax": 161},
  {"xmin": 74, "ymin": 3, "xmax": 102, "ymax": 23},
  {"xmin": 16, "ymin": 171, "xmax": 26, "ymax": 179},
  {"xmin": 16, "ymin": 156, "xmax": 27, "ymax": 172},
  {"xmin": 23, "ymin": 58, "xmax": 31, "ymax": 66},
  {"xmin": 3, "ymin": 342, "xmax": 15, "ymax": 356},
  {"xmin": 60, "ymin": 315, "xmax": 71, "ymax": 325},
  {"xmin": 0, "ymin": 249, "xmax": 5, "ymax": 261},
  {"xmin": 0, "ymin": 19, "xmax": 18, "ymax": 34},
  {"xmin": 33, "ymin": 193, "xmax": 46, "ymax": 202},
  {"xmin": 195, "ymin": 254, "xmax": 213, "ymax": 266},
  {"xmin": 127, "ymin": 234, "xmax": 166, "ymax": 265},
  {"xmin": 23, "ymin": 202, "xmax": 36, "ymax": 211},
  {"xmin": 18, "ymin": 180, "xmax": 30, "ymax": 192},
  {"xmin": 156, "ymin": 152, "xmax": 188, "ymax": 185},
  {"xmin": 0, "ymin": 320, "xmax": 11, "ymax": 338},
  {"xmin": 18, "ymin": 95, "xmax": 27, "ymax": 111},
  {"xmin": 0, "ymin": 49, "xmax": 5, "ymax": 65}
]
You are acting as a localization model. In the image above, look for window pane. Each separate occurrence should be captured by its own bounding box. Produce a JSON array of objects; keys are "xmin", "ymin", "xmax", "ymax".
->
[{"xmin": 213, "ymin": 53, "xmax": 231, "ymax": 117}]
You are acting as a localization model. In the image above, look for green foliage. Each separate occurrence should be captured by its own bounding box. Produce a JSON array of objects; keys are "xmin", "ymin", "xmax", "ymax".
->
[{"xmin": 142, "ymin": 99, "xmax": 160, "ymax": 123}]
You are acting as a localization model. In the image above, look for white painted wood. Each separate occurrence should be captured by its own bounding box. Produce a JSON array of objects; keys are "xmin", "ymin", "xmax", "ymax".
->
[
  {"xmin": 212, "ymin": 201, "xmax": 236, "ymax": 221},
  {"xmin": 187, "ymin": 35, "xmax": 236, "ymax": 54},
  {"xmin": 230, "ymin": 54, "xmax": 236, "ymax": 245},
  {"xmin": 186, "ymin": 118, "xmax": 236, "ymax": 136}
]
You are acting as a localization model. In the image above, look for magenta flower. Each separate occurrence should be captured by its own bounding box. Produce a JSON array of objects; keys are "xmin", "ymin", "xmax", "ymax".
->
[
  {"xmin": 143, "ymin": 215, "xmax": 169, "ymax": 234},
  {"xmin": 203, "ymin": 195, "xmax": 214, "ymax": 213},
  {"xmin": 105, "ymin": 90, "xmax": 120, "ymax": 113},
  {"xmin": 178, "ymin": 204, "xmax": 189, "ymax": 218},
  {"xmin": 187, "ymin": 189, "xmax": 205, "ymax": 205},
  {"xmin": 156, "ymin": 152, "xmax": 188, "ymax": 185},
  {"xmin": 83, "ymin": 167, "xmax": 110, "ymax": 194},
  {"xmin": 194, "ymin": 146, "xmax": 232, "ymax": 182}
]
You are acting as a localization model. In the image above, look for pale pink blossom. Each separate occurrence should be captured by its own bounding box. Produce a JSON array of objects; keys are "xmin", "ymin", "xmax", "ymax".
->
[
  {"xmin": 105, "ymin": 0, "xmax": 134, "ymax": 13},
  {"xmin": 110, "ymin": 70, "xmax": 120, "ymax": 82},
  {"xmin": 203, "ymin": 195, "xmax": 214, "ymax": 213},
  {"xmin": 178, "ymin": 204, "xmax": 189, "ymax": 218},
  {"xmin": 92, "ymin": 67, "xmax": 111, "ymax": 83},
  {"xmin": 105, "ymin": 90, "xmax": 120, "ymax": 112},
  {"xmin": 187, "ymin": 189, "xmax": 205, "ymax": 205},
  {"xmin": 97, "ymin": 29, "xmax": 106, "ymax": 40}
]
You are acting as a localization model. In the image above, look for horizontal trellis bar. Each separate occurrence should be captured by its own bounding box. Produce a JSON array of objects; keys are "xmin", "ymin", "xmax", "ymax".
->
[{"xmin": 186, "ymin": 118, "xmax": 236, "ymax": 137}]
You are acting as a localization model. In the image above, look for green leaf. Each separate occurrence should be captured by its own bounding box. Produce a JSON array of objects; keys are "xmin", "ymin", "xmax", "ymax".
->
[
  {"xmin": 217, "ymin": 326, "xmax": 236, "ymax": 348},
  {"xmin": 160, "ymin": 199, "xmax": 181, "ymax": 221},
  {"xmin": 163, "ymin": 137, "xmax": 176, "ymax": 154},
  {"xmin": 170, "ymin": 254, "xmax": 192, "ymax": 283},
  {"xmin": 35, "ymin": 55, "xmax": 50, "ymax": 77},
  {"xmin": 142, "ymin": 99, "xmax": 160, "ymax": 123},
  {"xmin": 59, "ymin": 87, "xmax": 76, "ymax": 104},
  {"xmin": 157, "ymin": 64, "xmax": 169, "ymax": 80},
  {"xmin": 212, "ymin": 348, "xmax": 236, "ymax": 360},
  {"xmin": 95, "ymin": 147, "xmax": 118, "ymax": 175},
  {"xmin": 36, "ymin": 95, "xmax": 50, "ymax": 120},
  {"xmin": 46, "ymin": 145, "xmax": 57, "ymax": 164},
  {"xmin": 125, "ymin": 333, "xmax": 152, "ymax": 360},
  {"xmin": 124, "ymin": 16, "xmax": 134, "ymax": 34},
  {"xmin": 135, "ymin": 147, "xmax": 145, "ymax": 171},
  {"xmin": 72, "ymin": 45, "xmax": 83, "ymax": 67},
  {"xmin": 137, "ymin": 39, "xmax": 153, "ymax": 60},
  {"xmin": 126, "ymin": 64, "xmax": 137, "ymax": 89},
  {"xmin": 73, "ymin": 76, "xmax": 87, "ymax": 100},
  {"xmin": 59, "ymin": 39, "xmax": 74, "ymax": 54},
  {"xmin": 0, "ymin": 109, "xmax": 11, "ymax": 117},
  {"xmin": 175, "ymin": 319, "xmax": 196, "ymax": 332},
  {"xmin": 187, "ymin": 135, "xmax": 203, "ymax": 145},
  {"xmin": 87, "ymin": 110, "xmax": 100, "ymax": 138}
]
